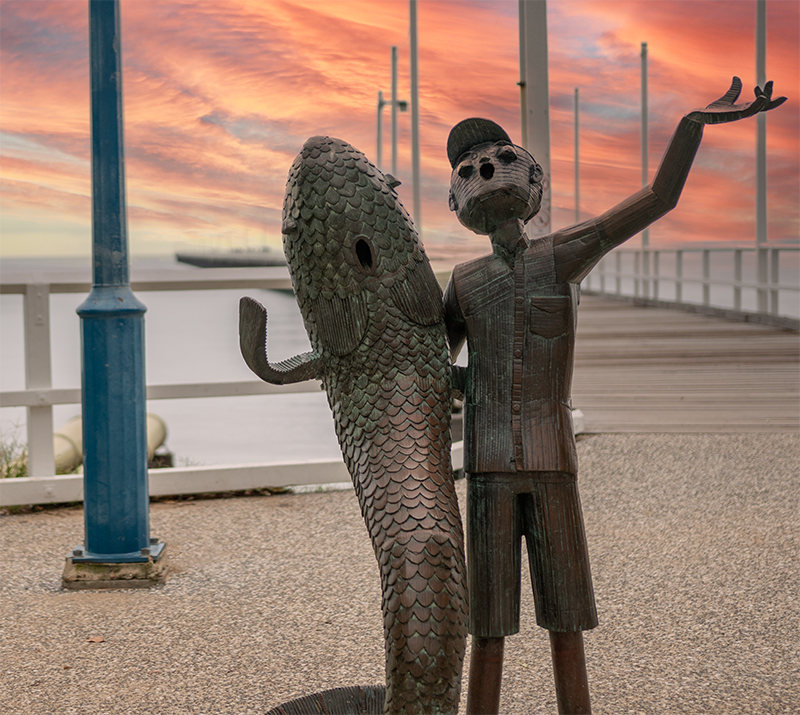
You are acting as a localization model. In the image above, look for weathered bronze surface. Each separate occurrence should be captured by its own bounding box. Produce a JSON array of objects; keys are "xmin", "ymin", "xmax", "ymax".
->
[
  {"xmin": 240, "ymin": 137, "xmax": 467, "ymax": 714},
  {"xmin": 265, "ymin": 684, "xmax": 385, "ymax": 715},
  {"xmin": 445, "ymin": 79, "xmax": 785, "ymax": 714}
]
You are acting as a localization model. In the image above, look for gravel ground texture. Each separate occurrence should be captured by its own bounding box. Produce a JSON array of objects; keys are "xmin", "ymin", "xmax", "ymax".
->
[{"xmin": 1, "ymin": 433, "xmax": 797, "ymax": 715}]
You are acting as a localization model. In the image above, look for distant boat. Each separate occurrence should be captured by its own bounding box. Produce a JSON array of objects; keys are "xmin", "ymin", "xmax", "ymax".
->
[{"xmin": 175, "ymin": 246, "xmax": 287, "ymax": 268}]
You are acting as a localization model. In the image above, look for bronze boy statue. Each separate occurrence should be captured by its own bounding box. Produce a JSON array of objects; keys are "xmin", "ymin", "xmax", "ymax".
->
[{"xmin": 443, "ymin": 78, "xmax": 784, "ymax": 714}]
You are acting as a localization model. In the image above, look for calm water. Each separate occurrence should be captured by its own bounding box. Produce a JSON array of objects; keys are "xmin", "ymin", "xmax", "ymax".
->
[{"xmin": 0, "ymin": 256, "xmax": 343, "ymax": 466}]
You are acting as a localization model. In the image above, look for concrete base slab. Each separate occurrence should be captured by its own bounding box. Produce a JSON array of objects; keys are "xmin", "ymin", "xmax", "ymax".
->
[{"xmin": 62, "ymin": 547, "xmax": 168, "ymax": 589}]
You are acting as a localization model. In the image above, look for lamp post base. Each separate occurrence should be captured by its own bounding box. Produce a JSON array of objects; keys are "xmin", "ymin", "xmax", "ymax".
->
[{"xmin": 62, "ymin": 540, "xmax": 167, "ymax": 589}]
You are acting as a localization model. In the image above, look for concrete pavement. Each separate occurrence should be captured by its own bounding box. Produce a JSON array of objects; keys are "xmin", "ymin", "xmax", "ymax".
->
[{"xmin": 1, "ymin": 433, "xmax": 797, "ymax": 714}]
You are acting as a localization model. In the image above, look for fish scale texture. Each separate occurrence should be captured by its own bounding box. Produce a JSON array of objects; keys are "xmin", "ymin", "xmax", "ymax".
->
[{"xmin": 281, "ymin": 136, "xmax": 467, "ymax": 714}]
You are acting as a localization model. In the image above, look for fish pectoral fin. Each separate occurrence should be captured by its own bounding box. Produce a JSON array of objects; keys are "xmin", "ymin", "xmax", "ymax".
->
[
  {"xmin": 313, "ymin": 292, "xmax": 368, "ymax": 356},
  {"xmin": 239, "ymin": 296, "xmax": 322, "ymax": 385},
  {"xmin": 390, "ymin": 258, "xmax": 444, "ymax": 327}
]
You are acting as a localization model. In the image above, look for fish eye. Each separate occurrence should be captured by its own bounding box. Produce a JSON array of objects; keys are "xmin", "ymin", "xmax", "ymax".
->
[
  {"xmin": 354, "ymin": 236, "xmax": 375, "ymax": 273},
  {"xmin": 458, "ymin": 163, "xmax": 474, "ymax": 179}
]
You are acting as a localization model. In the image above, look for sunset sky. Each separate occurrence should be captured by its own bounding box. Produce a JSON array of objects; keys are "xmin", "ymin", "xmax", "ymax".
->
[{"xmin": 0, "ymin": 0, "xmax": 797, "ymax": 261}]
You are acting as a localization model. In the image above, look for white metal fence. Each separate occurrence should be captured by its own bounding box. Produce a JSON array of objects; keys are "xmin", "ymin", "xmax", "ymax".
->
[
  {"xmin": 2, "ymin": 249, "xmax": 796, "ymax": 507},
  {"xmin": 583, "ymin": 244, "xmax": 799, "ymax": 328},
  {"xmin": 0, "ymin": 266, "xmax": 465, "ymax": 507}
]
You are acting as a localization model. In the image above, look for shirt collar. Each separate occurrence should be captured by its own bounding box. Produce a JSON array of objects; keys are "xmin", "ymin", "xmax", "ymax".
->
[{"xmin": 491, "ymin": 232, "xmax": 529, "ymax": 265}]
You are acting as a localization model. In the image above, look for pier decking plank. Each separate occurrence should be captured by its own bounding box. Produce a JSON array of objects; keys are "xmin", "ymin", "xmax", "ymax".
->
[{"xmin": 572, "ymin": 295, "xmax": 799, "ymax": 433}]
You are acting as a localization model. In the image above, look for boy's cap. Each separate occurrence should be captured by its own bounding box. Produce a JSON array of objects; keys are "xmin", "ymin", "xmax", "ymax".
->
[{"xmin": 447, "ymin": 118, "xmax": 512, "ymax": 168}]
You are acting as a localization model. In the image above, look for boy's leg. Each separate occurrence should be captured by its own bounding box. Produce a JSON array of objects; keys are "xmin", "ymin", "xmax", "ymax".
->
[
  {"xmin": 466, "ymin": 636, "xmax": 505, "ymax": 715},
  {"xmin": 465, "ymin": 475, "xmax": 521, "ymax": 714},
  {"xmin": 549, "ymin": 630, "xmax": 591, "ymax": 714},
  {"xmin": 523, "ymin": 476, "xmax": 596, "ymax": 714}
]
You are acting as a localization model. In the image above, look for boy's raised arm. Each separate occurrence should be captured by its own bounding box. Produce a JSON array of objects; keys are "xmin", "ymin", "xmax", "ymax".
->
[{"xmin": 556, "ymin": 78, "xmax": 785, "ymax": 283}]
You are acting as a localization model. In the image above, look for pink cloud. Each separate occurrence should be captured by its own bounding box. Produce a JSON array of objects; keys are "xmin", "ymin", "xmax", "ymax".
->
[{"xmin": 0, "ymin": 0, "xmax": 796, "ymax": 258}]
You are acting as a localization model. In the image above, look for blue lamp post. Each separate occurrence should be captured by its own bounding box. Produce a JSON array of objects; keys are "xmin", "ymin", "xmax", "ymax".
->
[{"xmin": 66, "ymin": 0, "xmax": 164, "ymax": 580}]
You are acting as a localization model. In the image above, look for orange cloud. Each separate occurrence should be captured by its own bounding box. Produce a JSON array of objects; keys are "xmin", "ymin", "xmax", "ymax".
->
[{"xmin": 0, "ymin": 0, "xmax": 796, "ymax": 259}]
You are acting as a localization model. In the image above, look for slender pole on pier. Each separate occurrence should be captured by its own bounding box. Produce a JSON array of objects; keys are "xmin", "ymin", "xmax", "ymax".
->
[
  {"xmin": 641, "ymin": 42, "xmax": 649, "ymax": 247},
  {"xmin": 518, "ymin": 0, "xmax": 527, "ymax": 150},
  {"xmin": 409, "ymin": 0, "xmax": 421, "ymax": 233},
  {"xmin": 640, "ymin": 42, "xmax": 650, "ymax": 297},
  {"xmin": 377, "ymin": 53, "xmax": 406, "ymax": 173},
  {"xmin": 520, "ymin": 0, "xmax": 552, "ymax": 236},
  {"xmin": 755, "ymin": 0, "xmax": 768, "ymax": 311},
  {"xmin": 391, "ymin": 46, "xmax": 399, "ymax": 177},
  {"xmin": 377, "ymin": 90, "xmax": 386, "ymax": 169},
  {"xmin": 574, "ymin": 87, "xmax": 580, "ymax": 224},
  {"xmin": 69, "ymin": 0, "xmax": 163, "ymax": 577}
]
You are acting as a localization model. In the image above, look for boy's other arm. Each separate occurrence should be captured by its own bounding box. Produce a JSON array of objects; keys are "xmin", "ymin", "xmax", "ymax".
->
[
  {"xmin": 443, "ymin": 274, "xmax": 468, "ymax": 398},
  {"xmin": 555, "ymin": 78, "xmax": 785, "ymax": 283}
]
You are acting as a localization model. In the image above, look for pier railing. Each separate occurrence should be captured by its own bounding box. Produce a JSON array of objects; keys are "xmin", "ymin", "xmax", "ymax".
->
[
  {"xmin": 2, "ymin": 248, "xmax": 797, "ymax": 507},
  {"xmin": 582, "ymin": 244, "xmax": 799, "ymax": 329},
  {"xmin": 0, "ymin": 266, "xmax": 463, "ymax": 507}
]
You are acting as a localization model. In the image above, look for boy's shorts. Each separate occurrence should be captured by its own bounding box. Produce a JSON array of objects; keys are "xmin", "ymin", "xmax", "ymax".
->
[{"xmin": 467, "ymin": 471, "xmax": 598, "ymax": 636}]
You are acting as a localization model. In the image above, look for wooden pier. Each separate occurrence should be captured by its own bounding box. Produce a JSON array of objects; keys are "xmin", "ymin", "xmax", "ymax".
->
[{"xmin": 572, "ymin": 295, "xmax": 799, "ymax": 433}]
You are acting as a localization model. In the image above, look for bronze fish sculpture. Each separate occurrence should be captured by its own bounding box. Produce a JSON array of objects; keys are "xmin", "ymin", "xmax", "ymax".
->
[{"xmin": 240, "ymin": 136, "xmax": 467, "ymax": 714}]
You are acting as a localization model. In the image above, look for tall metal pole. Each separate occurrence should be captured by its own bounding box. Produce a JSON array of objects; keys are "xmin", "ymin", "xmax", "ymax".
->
[
  {"xmin": 574, "ymin": 87, "xmax": 580, "ymax": 224},
  {"xmin": 391, "ymin": 45, "xmax": 399, "ymax": 177},
  {"xmin": 641, "ymin": 42, "xmax": 649, "ymax": 247},
  {"xmin": 377, "ymin": 90, "xmax": 385, "ymax": 169},
  {"xmin": 521, "ymin": 0, "xmax": 551, "ymax": 236},
  {"xmin": 641, "ymin": 42, "xmax": 650, "ymax": 297},
  {"xmin": 409, "ymin": 0, "xmax": 421, "ymax": 232},
  {"xmin": 518, "ymin": 0, "xmax": 528, "ymax": 148},
  {"xmin": 71, "ymin": 0, "xmax": 163, "ymax": 572},
  {"xmin": 756, "ymin": 0, "xmax": 768, "ymax": 311}
]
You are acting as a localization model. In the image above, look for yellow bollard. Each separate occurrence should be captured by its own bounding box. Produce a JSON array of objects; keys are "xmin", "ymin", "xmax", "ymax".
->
[
  {"xmin": 145, "ymin": 413, "xmax": 167, "ymax": 462},
  {"xmin": 54, "ymin": 416, "xmax": 83, "ymax": 474},
  {"xmin": 51, "ymin": 414, "xmax": 167, "ymax": 474}
]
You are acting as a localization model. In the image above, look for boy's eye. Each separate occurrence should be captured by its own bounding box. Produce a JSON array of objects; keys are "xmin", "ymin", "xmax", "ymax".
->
[
  {"xmin": 458, "ymin": 164, "xmax": 474, "ymax": 179},
  {"xmin": 498, "ymin": 147, "xmax": 517, "ymax": 163}
]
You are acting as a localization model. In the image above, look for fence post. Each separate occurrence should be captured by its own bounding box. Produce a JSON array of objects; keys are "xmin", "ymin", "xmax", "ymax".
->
[
  {"xmin": 599, "ymin": 254, "xmax": 606, "ymax": 293},
  {"xmin": 770, "ymin": 248, "xmax": 780, "ymax": 316},
  {"xmin": 615, "ymin": 252, "xmax": 622, "ymax": 295},
  {"xmin": 733, "ymin": 249, "xmax": 743, "ymax": 311},
  {"xmin": 675, "ymin": 250, "xmax": 683, "ymax": 305},
  {"xmin": 653, "ymin": 250, "xmax": 660, "ymax": 301},
  {"xmin": 634, "ymin": 251, "xmax": 641, "ymax": 298},
  {"xmin": 23, "ymin": 283, "xmax": 55, "ymax": 477},
  {"xmin": 757, "ymin": 246, "xmax": 769, "ymax": 312}
]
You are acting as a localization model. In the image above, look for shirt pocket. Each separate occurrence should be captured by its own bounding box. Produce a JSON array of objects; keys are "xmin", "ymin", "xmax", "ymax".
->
[{"xmin": 529, "ymin": 295, "xmax": 570, "ymax": 338}]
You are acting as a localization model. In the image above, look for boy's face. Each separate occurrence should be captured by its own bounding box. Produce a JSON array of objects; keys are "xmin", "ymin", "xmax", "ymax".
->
[{"xmin": 448, "ymin": 141, "xmax": 544, "ymax": 236}]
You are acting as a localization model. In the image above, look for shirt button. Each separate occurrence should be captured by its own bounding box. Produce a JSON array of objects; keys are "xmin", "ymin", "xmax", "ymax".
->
[
  {"xmin": 514, "ymin": 349, "xmax": 522, "ymax": 358},
  {"xmin": 513, "ymin": 404, "xmax": 521, "ymax": 413},
  {"xmin": 515, "ymin": 296, "xmax": 524, "ymax": 304}
]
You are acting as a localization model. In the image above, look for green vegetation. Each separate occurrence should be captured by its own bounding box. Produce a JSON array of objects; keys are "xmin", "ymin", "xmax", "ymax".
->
[
  {"xmin": 0, "ymin": 425, "xmax": 82, "ymax": 479},
  {"xmin": 0, "ymin": 428, "xmax": 28, "ymax": 479}
]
